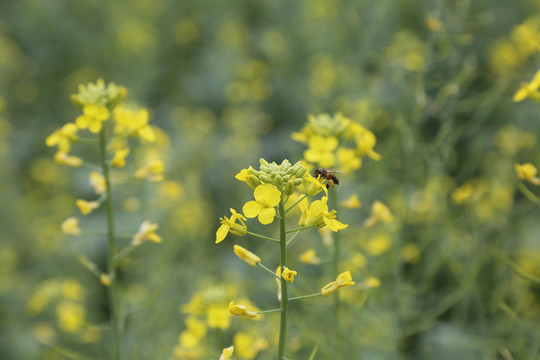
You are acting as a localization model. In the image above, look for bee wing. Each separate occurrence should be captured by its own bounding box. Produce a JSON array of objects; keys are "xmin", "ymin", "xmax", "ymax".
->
[{"xmin": 328, "ymin": 169, "xmax": 345, "ymax": 174}]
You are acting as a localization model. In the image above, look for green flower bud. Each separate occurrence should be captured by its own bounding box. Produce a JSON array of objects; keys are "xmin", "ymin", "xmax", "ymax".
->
[
  {"xmin": 287, "ymin": 167, "xmax": 296, "ymax": 175},
  {"xmin": 283, "ymin": 175, "xmax": 291, "ymax": 183},
  {"xmin": 260, "ymin": 158, "xmax": 270, "ymax": 167},
  {"xmin": 249, "ymin": 175, "xmax": 261, "ymax": 187},
  {"xmin": 292, "ymin": 178, "xmax": 303, "ymax": 186},
  {"xmin": 260, "ymin": 165, "xmax": 270, "ymax": 173},
  {"xmin": 259, "ymin": 174, "xmax": 272, "ymax": 183},
  {"xmin": 249, "ymin": 168, "xmax": 261, "ymax": 177},
  {"xmin": 274, "ymin": 174, "xmax": 283, "ymax": 185},
  {"xmin": 296, "ymin": 168, "xmax": 307, "ymax": 178},
  {"xmin": 285, "ymin": 181, "xmax": 295, "ymax": 195}
]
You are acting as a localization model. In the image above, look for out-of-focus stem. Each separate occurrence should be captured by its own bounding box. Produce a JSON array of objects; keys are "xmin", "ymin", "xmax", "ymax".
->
[
  {"xmin": 99, "ymin": 127, "xmax": 121, "ymax": 360},
  {"xmin": 329, "ymin": 185, "xmax": 342, "ymax": 357}
]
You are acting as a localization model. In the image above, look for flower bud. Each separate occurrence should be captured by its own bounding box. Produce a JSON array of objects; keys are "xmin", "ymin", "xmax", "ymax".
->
[
  {"xmin": 260, "ymin": 165, "xmax": 270, "ymax": 173},
  {"xmin": 292, "ymin": 178, "xmax": 303, "ymax": 186},
  {"xmin": 274, "ymin": 174, "xmax": 283, "ymax": 185},
  {"xmin": 259, "ymin": 174, "xmax": 272, "ymax": 183},
  {"xmin": 296, "ymin": 168, "xmax": 307, "ymax": 178},
  {"xmin": 260, "ymin": 158, "xmax": 270, "ymax": 167},
  {"xmin": 284, "ymin": 181, "xmax": 295, "ymax": 195}
]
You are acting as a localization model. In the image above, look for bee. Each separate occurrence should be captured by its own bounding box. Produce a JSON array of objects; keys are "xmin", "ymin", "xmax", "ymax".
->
[{"xmin": 313, "ymin": 168, "xmax": 345, "ymax": 188}]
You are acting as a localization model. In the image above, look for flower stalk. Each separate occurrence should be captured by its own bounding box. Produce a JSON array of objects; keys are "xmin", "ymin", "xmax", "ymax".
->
[
  {"xmin": 99, "ymin": 126, "xmax": 121, "ymax": 360},
  {"xmin": 276, "ymin": 197, "xmax": 289, "ymax": 360}
]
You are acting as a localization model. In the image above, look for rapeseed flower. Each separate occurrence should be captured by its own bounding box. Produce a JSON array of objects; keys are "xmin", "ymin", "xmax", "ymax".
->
[
  {"xmin": 113, "ymin": 106, "xmax": 156, "ymax": 142},
  {"xmin": 243, "ymin": 184, "xmax": 281, "ymax": 225},
  {"xmin": 132, "ymin": 220, "xmax": 162, "ymax": 246},
  {"xmin": 364, "ymin": 201, "xmax": 394, "ymax": 227},
  {"xmin": 220, "ymin": 346, "xmax": 234, "ymax": 360},
  {"xmin": 54, "ymin": 152, "xmax": 83, "ymax": 167},
  {"xmin": 281, "ymin": 267, "xmax": 297, "ymax": 283},
  {"xmin": 304, "ymin": 135, "xmax": 338, "ymax": 167},
  {"xmin": 76, "ymin": 199, "xmax": 99, "ymax": 215},
  {"xmin": 46, "ymin": 123, "xmax": 78, "ymax": 153},
  {"xmin": 228, "ymin": 301, "xmax": 258, "ymax": 318},
  {"xmin": 89, "ymin": 171, "xmax": 106, "ymax": 195},
  {"xmin": 111, "ymin": 148, "xmax": 130, "ymax": 168},
  {"xmin": 298, "ymin": 248, "xmax": 321, "ymax": 265},
  {"xmin": 135, "ymin": 159, "xmax": 164, "ymax": 181},
  {"xmin": 298, "ymin": 196, "xmax": 347, "ymax": 231},
  {"xmin": 75, "ymin": 104, "xmax": 110, "ymax": 133},
  {"xmin": 515, "ymin": 163, "xmax": 540, "ymax": 185},
  {"xmin": 216, "ymin": 208, "xmax": 247, "ymax": 243},
  {"xmin": 321, "ymin": 271, "xmax": 356, "ymax": 297},
  {"xmin": 233, "ymin": 245, "xmax": 261, "ymax": 266},
  {"xmin": 61, "ymin": 217, "xmax": 81, "ymax": 236},
  {"xmin": 513, "ymin": 70, "xmax": 540, "ymax": 102}
]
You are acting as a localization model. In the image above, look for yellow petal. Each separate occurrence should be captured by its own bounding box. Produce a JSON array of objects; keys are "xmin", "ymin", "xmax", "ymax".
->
[
  {"xmin": 216, "ymin": 224, "xmax": 229, "ymax": 243},
  {"xmin": 258, "ymin": 207, "xmax": 276, "ymax": 225},
  {"xmin": 243, "ymin": 201, "xmax": 261, "ymax": 218}
]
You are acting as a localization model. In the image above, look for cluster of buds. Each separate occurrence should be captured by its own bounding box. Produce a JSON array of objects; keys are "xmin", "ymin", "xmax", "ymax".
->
[
  {"xmin": 70, "ymin": 79, "xmax": 127, "ymax": 108},
  {"xmin": 237, "ymin": 158, "xmax": 307, "ymax": 195}
]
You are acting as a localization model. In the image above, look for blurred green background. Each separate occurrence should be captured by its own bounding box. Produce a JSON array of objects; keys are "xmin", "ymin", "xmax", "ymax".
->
[{"xmin": 2, "ymin": 0, "xmax": 540, "ymax": 359}]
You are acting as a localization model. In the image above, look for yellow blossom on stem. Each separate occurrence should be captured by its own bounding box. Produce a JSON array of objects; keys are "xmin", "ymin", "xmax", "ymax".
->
[
  {"xmin": 207, "ymin": 305, "xmax": 231, "ymax": 330},
  {"xmin": 514, "ymin": 163, "xmax": 540, "ymax": 185},
  {"xmin": 341, "ymin": 194, "xmax": 362, "ymax": 209},
  {"xmin": 233, "ymin": 332, "xmax": 268, "ymax": 359},
  {"xmin": 220, "ymin": 346, "xmax": 234, "ymax": 360},
  {"xmin": 243, "ymin": 184, "xmax": 281, "ymax": 225},
  {"xmin": 298, "ymin": 248, "xmax": 321, "ymax": 265},
  {"xmin": 304, "ymin": 135, "xmax": 338, "ymax": 167},
  {"xmin": 235, "ymin": 167, "xmax": 261, "ymax": 189},
  {"xmin": 132, "ymin": 220, "xmax": 162, "ymax": 246},
  {"xmin": 216, "ymin": 208, "xmax": 247, "ymax": 243},
  {"xmin": 61, "ymin": 217, "xmax": 81, "ymax": 236},
  {"xmin": 233, "ymin": 245, "xmax": 261, "ymax": 266},
  {"xmin": 513, "ymin": 70, "xmax": 540, "ymax": 102},
  {"xmin": 337, "ymin": 147, "xmax": 362, "ymax": 172},
  {"xmin": 76, "ymin": 199, "xmax": 100, "ymax": 215},
  {"xmin": 353, "ymin": 125, "xmax": 381, "ymax": 161},
  {"xmin": 46, "ymin": 123, "xmax": 78, "ymax": 153},
  {"xmin": 134, "ymin": 159, "xmax": 164, "ymax": 181},
  {"xmin": 110, "ymin": 148, "xmax": 130, "ymax": 168},
  {"xmin": 90, "ymin": 171, "xmax": 106, "ymax": 195},
  {"xmin": 228, "ymin": 301, "xmax": 258, "ymax": 318},
  {"xmin": 281, "ymin": 267, "xmax": 297, "ymax": 283},
  {"xmin": 298, "ymin": 196, "xmax": 347, "ymax": 231},
  {"xmin": 303, "ymin": 173, "xmax": 328, "ymax": 197},
  {"xmin": 113, "ymin": 106, "xmax": 156, "ymax": 142},
  {"xmin": 364, "ymin": 201, "xmax": 394, "ymax": 227},
  {"xmin": 56, "ymin": 301, "xmax": 85, "ymax": 332},
  {"xmin": 54, "ymin": 152, "xmax": 83, "ymax": 167},
  {"xmin": 321, "ymin": 271, "xmax": 356, "ymax": 297},
  {"xmin": 75, "ymin": 104, "xmax": 110, "ymax": 134}
]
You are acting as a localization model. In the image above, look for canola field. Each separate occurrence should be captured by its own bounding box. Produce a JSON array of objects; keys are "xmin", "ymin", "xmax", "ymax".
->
[{"xmin": 1, "ymin": 0, "xmax": 540, "ymax": 359}]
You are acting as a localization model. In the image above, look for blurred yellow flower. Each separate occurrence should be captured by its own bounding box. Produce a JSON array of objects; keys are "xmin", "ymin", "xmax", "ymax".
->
[
  {"xmin": 134, "ymin": 159, "xmax": 164, "ymax": 181},
  {"xmin": 364, "ymin": 201, "xmax": 394, "ymax": 227},
  {"xmin": 220, "ymin": 345, "xmax": 234, "ymax": 360},
  {"xmin": 321, "ymin": 271, "xmax": 356, "ymax": 297},
  {"xmin": 61, "ymin": 217, "xmax": 81, "ymax": 236},
  {"xmin": 341, "ymin": 194, "xmax": 362, "ymax": 209},
  {"xmin": 513, "ymin": 70, "xmax": 540, "ymax": 102},
  {"xmin": 90, "ymin": 171, "xmax": 106, "ymax": 195},
  {"xmin": 110, "ymin": 148, "xmax": 130, "ymax": 168},
  {"xmin": 364, "ymin": 233, "xmax": 392, "ymax": 256},
  {"xmin": 228, "ymin": 301, "xmax": 258, "ymax": 318},
  {"xmin": 75, "ymin": 104, "xmax": 110, "ymax": 133},
  {"xmin": 53, "ymin": 151, "xmax": 83, "ymax": 167},
  {"xmin": 113, "ymin": 106, "xmax": 156, "ymax": 142},
  {"xmin": 234, "ymin": 332, "xmax": 269, "ymax": 359},
  {"xmin": 100, "ymin": 273, "xmax": 111, "ymax": 287},
  {"xmin": 515, "ymin": 163, "xmax": 540, "ymax": 185},
  {"xmin": 76, "ymin": 199, "xmax": 99, "ymax": 215},
  {"xmin": 337, "ymin": 147, "xmax": 362, "ymax": 172},
  {"xmin": 179, "ymin": 316, "xmax": 207, "ymax": 347},
  {"xmin": 281, "ymin": 267, "xmax": 297, "ymax": 283},
  {"xmin": 402, "ymin": 243, "xmax": 421, "ymax": 264},
  {"xmin": 298, "ymin": 248, "xmax": 321, "ymax": 265},
  {"xmin": 304, "ymin": 135, "xmax": 337, "ymax": 167},
  {"xmin": 243, "ymin": 184, "xmax": 281, "ymax": 225},
  {"xmin": 71, "ymin": 79, "xmax": 127, "ymax": 108},
  {"xmin": 207, "ymin": 305, "xmax": 231, "ymax": 330},
  {"xmin": 46, "ymin": 123, "xmax": 78, "ymax": 153},
  {"xmin": 132, "ymin": 220, "xmax": 162, "ymax": 246},
  {"xmin": 233, "ymin": 245, "xmax": 261, "ymax": 266},
  {"xmin": 216, "ymin": 208, "xmax": 247, "ymax": 243},
  {"xmin": 56, "ymin": 301, "xmax": 85, "ymax": 333}
]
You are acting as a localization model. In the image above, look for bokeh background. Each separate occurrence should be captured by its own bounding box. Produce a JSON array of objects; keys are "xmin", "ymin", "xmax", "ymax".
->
[{"xmin": 2, "ymin": 0, "xmax": 540, "ymax": 359}]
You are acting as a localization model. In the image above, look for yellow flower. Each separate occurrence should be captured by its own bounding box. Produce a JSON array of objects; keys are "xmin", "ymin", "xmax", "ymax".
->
[
  {"xmin": 337, "ymin": 147, "xmax": 362, "ymax": 172},
  {"xmin": 113, "ymin": 106, "xmax": 156, "ymax": 142},
  {"xmin": 75, "ymin": 104, "xmax": 110, "ymax": 133},
  {"xmin": 233, "ymin": 245, "xmax": 261, "ymax": 266},
  {"xmin": 364, "ymin": 201, "xmax": 394, "ymax": 227},
  {"xmin": 513, "ymin": 70, "xmax": 540, "ymax": 102},
  {"xmin": 341, "ymin": 194, "xmax": 362, "ymax": 209},
  {"xmin": 304, "ymin": 135, "xmax": 338, "ymax": 167},
  {"xmin": 216, "ymin": 208, "xmax": 247, "ymax": 243},
  {"xmin": 220, "ymin": 346, "xmax": 234, "ymax": 360},
  {"xmin": 243, "ymin": 184, "xmax": 281, "ymax": 225},
  {"xmin": 132, "ymin": 220, "xmax": 162, "ymax": 246},
  {"xmin": 298, "ymin": 248, "xmax": 321, "ymax": 265},
  {"xmin": 233, "ymin": 332, "xmax": 268, "ymax": 359},
  {"xmin": 111, "ymin": 148, "xmax": 130, "ymax": 168},
  {"xmin": 298, "ymin": 196, "xmax": 348, "ymax": 231},
  {"xmin": 61, "ymin": 217, "xmax": 81, "ymax": 236},
  {"xmin": 228, "ymin": 301, "xmax": 258, "ymax": 318},
  {"xmin": 303, "ymin": 173, "xmax": 328, "ymax": 197},
  {"xmin": 46, "ymin": 123, "xmax": 78, "ymax": 153},
  {"xmin": 90, "ymin": 171, "xmax": 106, "ymax": 195},
  {"xmin": 353, "ymin": 125, "xmax": 381, "ymax": 161},
  {"xmin": 76, "ymin": 199, "xmax": 99, "ymax": 215},
  {"xmin": 54, "ymin": 152, "xmax": 83, "ymax": 167},
  {"xmin": 514, "ymin": 163, "xmax": 540, "ymax": 185},
  {"xmin": 364, "ymin": 233, "xmax": 392, "ymax": 256},
  {"xmin": 100, "ymin": 273, "xmax": 111, "ymax": 286},
  {"xmin": 207, "ymin": 305, "xmax": 231, "ymax": 330},
  {"xmin": 235, "ymin": 167, "xmax": 261, "ymax": 189},
  {"xmin": 70, "ymin": 79, "xmax": 127, "ymax": 108},
  {"xmin": 281, "ymin": 267, "xmax": 297, "ymax": 283},
  {"xmin": 321, "ymin": 271, "xmax": 356, "ymax": 297},
  {"xmin": 134, "ymin": 159, "xmax": 164, "ymax": 181},
  {"xmin": 56, "ymin": 301, "xmax": 85, "ymax": 333},
  {"xmin": 179, "ymin": 316, "xmax": 207, "ymax": 347}
]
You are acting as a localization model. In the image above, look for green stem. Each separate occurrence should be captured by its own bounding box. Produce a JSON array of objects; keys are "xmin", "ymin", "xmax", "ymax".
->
[
  {"xmin": 329, "ymin": 186, "xmax": 341, "ymax": 356},
  {"xmin": 256, "ymin": 308, "xmax": 282, "ymax": 314},
  {"xmin": 289, "ymin": 292, "xmax": 322, "ymax": 302},
  {"xmin": 99, "ymin": 127, "xmax": 121, "ymax": 360},
  {"xmin": 276, "ymin": 198, "xmax": 289, "ymax": 360},
  {"xmin": 246, "ymin": 231, "xmax": 280, "ymax": 244},
  {"xmin": 258, "ymin": 262, "xmax": 281, "ymax": 279},
  {"xmin": 286, "ymin": 225, "xmax": 315, "ymax": 233},
  {"xmin": 286, "ymin": 230, "xmax": 302, "ymax": 246},
  {"xmin": 285, "ymin": 193, "xmax": 308, "ymax": 213},
  {"xmin": 114, "ymin": 243, "xmax": 137, "ymax": 263}
]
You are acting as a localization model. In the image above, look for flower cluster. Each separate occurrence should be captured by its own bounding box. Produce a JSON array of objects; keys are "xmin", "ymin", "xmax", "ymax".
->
[{"xmin": 292, "ymin": 113, "xmax": 380, "ymax": 172}]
